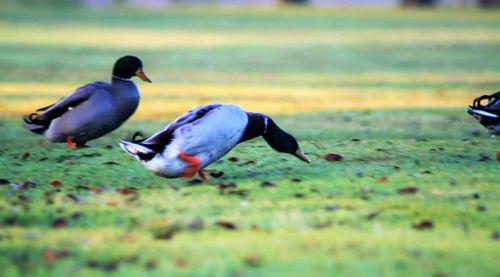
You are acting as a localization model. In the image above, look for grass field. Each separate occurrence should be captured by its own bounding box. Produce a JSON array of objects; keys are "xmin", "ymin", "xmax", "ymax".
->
[{"xmin": 0, "ymin": 4, "xmax": 499, "ymax": 277}]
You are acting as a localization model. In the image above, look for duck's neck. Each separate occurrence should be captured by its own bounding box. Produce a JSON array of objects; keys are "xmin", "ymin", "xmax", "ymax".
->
[
  {"xmin": 240, "ymin": 113, "xmax": 298, "ymax": 155},
  {"xmin": 239, "ymin": 112, "xmax": 270, "ymax": 143},
  {"xmin": 110, "ymin": 76, "xmax": 140, "ymax": 119},
  {"xmin": 112, "ymin": 75, "xmax": 133, "ymax": 83},
  {"xmin": 111, "ymin": 76, "xmax": 138, "ymax": 95}
]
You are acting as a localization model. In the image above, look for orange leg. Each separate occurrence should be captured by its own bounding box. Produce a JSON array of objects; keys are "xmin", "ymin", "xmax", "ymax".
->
[
  {"xmin": 198, "ymin": 169, "xmax": 209, "ymax": 181},
  {"xmin": 178, "ymin": 152, "xmax": 200, "ymax": 178},
  {"xmin": 66, "ymin": 137, "xmax": 76, "ymax": 150}
]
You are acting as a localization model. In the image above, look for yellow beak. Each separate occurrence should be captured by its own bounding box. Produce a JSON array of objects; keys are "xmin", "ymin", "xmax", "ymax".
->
[
  {"xmin": 135, "ymin": 68, "xmax": 152, "ymax": 83},
  {"xmin": 294, "ymin": 148, "xmax": 311, "ymax": 163}
]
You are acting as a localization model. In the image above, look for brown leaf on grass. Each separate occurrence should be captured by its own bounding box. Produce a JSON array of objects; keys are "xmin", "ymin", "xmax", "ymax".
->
[
  {"xmin": 81, "ymin": 153, "xmax": 102, "ymax": 158},
  {"xmin": 50, "ymin": 180, "xmax": 62, "ymax": 187},
  {"xmin": 18, "ymin": 181, "xmax": 37, "ymax": 190},
  {"xmin": 175, "ymin": 259, "xmax": 187, "ymax": 268},
  {"xmin": 18, "ymin": 195, "xmax": 29, "ymax": 203},
  {"xmin": 21, "ymin": 152, "xmax": 30, "ymax": 160},
  {"xmin": 209, "ymin": 171, "xmax": 224, "ymax": 178},
  {"xmin": 244, "ymin": 160, "xmax": 256, "ymax": 166},
  {"xmin": 102, "ymin": 262, "xmax": 118, "ymax": 272},
  {"xmin": 496, "ymin": 151, "xmax": 500, "ymax": 162},
  {"xmin": 478, "ymin": 153, "xmax": 491, "ymax": 162},
  {"xmin": 324, "ymin": 153, "xmax": 343, "ymax": 161},
  {"xmin": 52, "ymin": 218, "xmax": 68, "ymax": 228},
  {"xmin": 55, "ymin": 249, "xmax": 71, "ymax": 258},
  {"xmin": 228, "ymin": 157, "xmax": 239, "ymax": 162},
  {"xmin": 412, "ymin": 220, "xmax": 433, "ymax": 230},
  {"xmin": 71, "ymin": 212, "xmax": 82, "ymax": 220},
  {"xmin": 187, "ymin": 179, "xmax": 203, "ymax": 185},
  {"xmin": 116, "ymin": 187, "xmax": 138, "ymax": 195},
  {"xmin": 90, "ymin": 187, "xmax": 103, "ymax": 194},
  {"xmin": 244, "ymin": 256, "xmax": 262, "ymax": 267},
  {"xmin": 215, "ymin": 221, "xmax": 237, "ymax": 230},
  {"xmin": 154, "ymin": 231, "xmax": 174, "ymax": 240},
  {"xmin": 366, "ymin": 210, "xmax": 381, "ymax": 220},
  {"xmin": 377, "ymin": 176, "xmax": 388, "ymax": 183},
  {"xmin": 218, "ymin": 182, "xmax": 237, "ymax": 192},
  {"xmin": 260, "ymin": 181, "xmax": 276, "ymax": 188},
  {"xmin": 145, "ymin": 260, "xmax": 157, "ymax": 270},
  {"xmin": 228, "ymin": 189, "xmax": 249, "ymax": 197},
  {"xmin": 76, "ymin": 185, "xmax": 90, "ymax": 191},
  {"xmin": 398, "ymin": 187, "xmax": 419, "ymax": 194}
]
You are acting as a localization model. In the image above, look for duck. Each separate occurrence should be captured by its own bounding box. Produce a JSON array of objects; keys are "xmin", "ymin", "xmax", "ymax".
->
[
  {"xmin": 119, "ymin": 104, "xmax": 311, "ymax": 179},
  {"xmin": 23, "ymin": 55, "xmax": 151, "ymax": 149},
  {"xmin": 467, "ymin": 91, "xmax": 500, "ymax": 135}
]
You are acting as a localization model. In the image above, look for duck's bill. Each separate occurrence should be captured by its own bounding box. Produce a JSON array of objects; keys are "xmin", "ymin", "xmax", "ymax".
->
[
  {"xmin": 294, "ymin": 148, "xmax": 311, "ymax": 163},
  {"xmin": 136, "ymin": 69, "xmax": 152, "ymax": 83}
]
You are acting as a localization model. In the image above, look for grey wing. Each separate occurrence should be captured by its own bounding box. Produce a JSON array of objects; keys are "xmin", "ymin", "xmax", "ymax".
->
[
  {"xmin": 142, "ymin": 104, "xmax": 223, "ymax": 146},
  {"xmin": 35, "ymin": 82, "xmax": 109, "ymax": 123},
  {"xmin": 175, "ymin": 104, "xmax": 248, "ymax": 160}
]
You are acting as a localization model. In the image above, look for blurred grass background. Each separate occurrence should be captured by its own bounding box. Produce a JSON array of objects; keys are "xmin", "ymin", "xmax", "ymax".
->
[{"xmin": 0, "ymin": 4, "xmax": 499, "ymax": 117}]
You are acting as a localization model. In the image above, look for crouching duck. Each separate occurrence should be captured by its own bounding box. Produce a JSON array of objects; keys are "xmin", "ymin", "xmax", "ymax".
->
[
  {"xmin": 23, "ymin": 56, "xmax": 151, "ymax": 149},
  {"xmin": 467, "ymin": 91, "xmax": 500, "ymax": 135},
  {"xmin": 120, "ymin": 104, "xmax": 311, "ymax": 179}
]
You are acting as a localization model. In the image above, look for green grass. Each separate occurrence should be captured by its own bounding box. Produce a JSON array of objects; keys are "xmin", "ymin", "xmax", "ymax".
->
[
  {"xmin": 0, "ymin": 5, "xmax": 499, "ymax": 277},
  {"xmin": 1, "ymin": 110, "xmax": 499, "ymax": 277}
]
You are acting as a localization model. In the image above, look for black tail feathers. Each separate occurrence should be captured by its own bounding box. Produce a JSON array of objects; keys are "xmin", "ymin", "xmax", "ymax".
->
[{"xmin": 23, "ymin": 113, "xmax": 48, "ymax": 135}]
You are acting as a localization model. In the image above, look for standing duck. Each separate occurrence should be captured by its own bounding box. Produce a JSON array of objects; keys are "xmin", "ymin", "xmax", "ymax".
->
[
  {"xmin": 467, "ymin": 91, "xmax": 500, "ymax": 135},
  {"xmin": 120, "ymin": 104, "xmax": 311, "ymax": 179},
  {"xmin": 23, "ymin": 56, "xmax": 151, "ymax": 149}
]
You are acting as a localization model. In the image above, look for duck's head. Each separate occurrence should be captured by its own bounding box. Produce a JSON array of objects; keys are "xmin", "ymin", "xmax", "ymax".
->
[
  {"xmin": 263, "ymin": 119, "xmax": 311, "ymax": 163},
  {"xmin": 113, "ymin": 56, "xmax": 152, "ymax": 83}
]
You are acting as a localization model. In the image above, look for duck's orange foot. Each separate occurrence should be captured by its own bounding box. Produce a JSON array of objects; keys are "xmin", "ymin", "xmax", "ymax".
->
[
  {"xmin": 198, "ymin": 169, "xmax": 209, "ymax": 181},
  {"xmin": 66, "ymin": 137, "xmax": 76, "ymax": 150},
  {"xmin": 179, "ymin": 152, "xmax": 200, "ymax": 178},
  {"xmin": 66, "ymin": 137, "xmax": 88, "ymax": 150}
]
